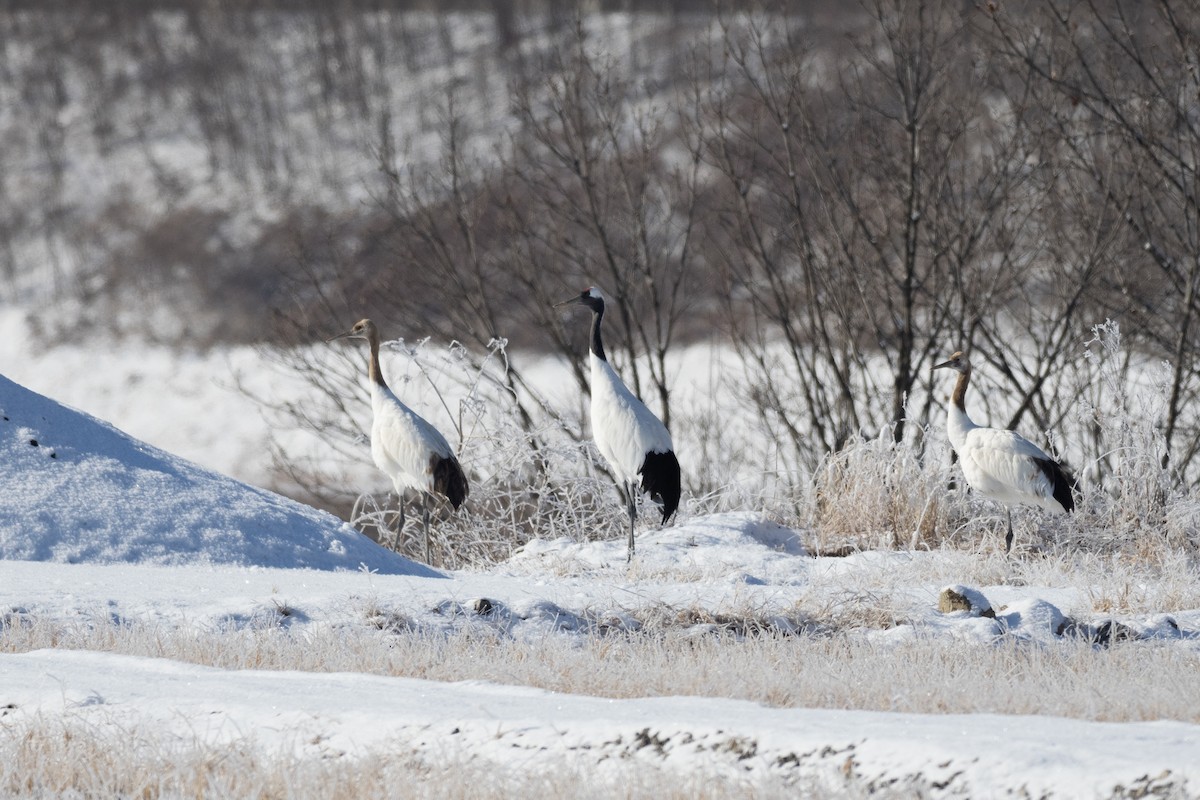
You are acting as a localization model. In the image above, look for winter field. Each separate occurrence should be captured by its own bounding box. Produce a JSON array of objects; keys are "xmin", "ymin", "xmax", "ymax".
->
[
  {"xmin": 3, "ymin": 4, "xmax": 1200, "ymax": 795},
  {"xmin": 3, "ymin": 309, "xmax": 1200, "ymax": 799}
]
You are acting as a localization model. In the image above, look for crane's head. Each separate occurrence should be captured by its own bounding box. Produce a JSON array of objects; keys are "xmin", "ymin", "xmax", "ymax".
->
[
  {"xmin": 932, "ymin": 350, "xmax": 970, "ymax": 374},
  {"xmin": 553, "ymin": 286, "xmax": 606, "ymax": 314},
  {"xmin": 327, "ymin": 318, "xmax": 377, "ymax": 344}
]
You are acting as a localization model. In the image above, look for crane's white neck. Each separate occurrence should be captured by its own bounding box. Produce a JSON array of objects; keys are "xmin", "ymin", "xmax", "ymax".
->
[{"xmin": 589, "ymin": 349, "xmax": 615, "ymax": 383}]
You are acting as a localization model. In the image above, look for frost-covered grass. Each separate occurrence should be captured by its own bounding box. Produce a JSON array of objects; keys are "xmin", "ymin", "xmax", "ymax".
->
[
  {"xmin": 0, "ymin": 712, "xmax": 930, "ymax": 800},
  {"xmin": 4, "ymin": 613, "xmax": 1200, "ymax": 724},
  {"xmin": 4, "ymin": 311, "xmax": 1200, "ymax": 796},
  {"xmin": 1, "ymin": 718, "xmax": 861, "ymax": 800}
]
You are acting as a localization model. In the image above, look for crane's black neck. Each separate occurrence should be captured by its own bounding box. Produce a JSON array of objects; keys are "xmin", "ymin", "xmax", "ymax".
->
[{"xmin": 589, "ymin": 303, "xmax": 607, "ymax": 362}]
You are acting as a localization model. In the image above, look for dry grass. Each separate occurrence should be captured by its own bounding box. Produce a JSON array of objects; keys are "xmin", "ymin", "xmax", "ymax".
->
[
  {"xmin": 809, "ymin": 425, "xmax": 965, "ymax": 554},
  {"xmin": 4, "ymin": 609, "xmax": 1199, "ymax": 725},
  {"xmin": 1, "ymin": 716, "xmax": 875, "ymax": 800}
]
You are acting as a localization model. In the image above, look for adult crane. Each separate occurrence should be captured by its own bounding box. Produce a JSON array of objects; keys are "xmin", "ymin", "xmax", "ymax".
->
[
  {"xmin": 933, "ymin": 350, "xmax": 1075, "ymax": 552},
  {"xmin": 557, "ymin": 287, "xmax": 681, "ymax": 561},
  {"xmin": 330, "ymin": 318, "xmax": 468, "ymax": 563}
]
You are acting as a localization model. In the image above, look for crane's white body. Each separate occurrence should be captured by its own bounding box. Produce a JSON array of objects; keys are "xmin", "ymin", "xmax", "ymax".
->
[
  {"xmin": 370, "ymin": 380, "xmax": 455, "ymax": 498},
  {"xmin": 589, "ymin": 352, "xmax": 674, "ymax": 483},
  {"xmin": 558, "ymin": 286, "xmax": 680, "ymax": 561},
  {"xmin": 332, "ymin": 317, "xmax": 468, "ymax": 564},
  {"xmin": 934, "ymin": 350, "xmax": 1074, "ymax": 553},
  {"xmin": 945, "ymin": 403, "xmax": 1067, "ymax": 513}
]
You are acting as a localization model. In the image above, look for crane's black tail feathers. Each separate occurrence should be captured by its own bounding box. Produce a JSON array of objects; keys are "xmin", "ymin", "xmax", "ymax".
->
[
  {"xmin": 1034, "ymin": 456, "xmax": 1076, "ymax": 513},
  {"xmin": 639, "ymin": 449, "xmax": 681, "ymax": 524},
  {"xmin": 432, "ymin": 455, "xmax": 470, "ymax": 510}
]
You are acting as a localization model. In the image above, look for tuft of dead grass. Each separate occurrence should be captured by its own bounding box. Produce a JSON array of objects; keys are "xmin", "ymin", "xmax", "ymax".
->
[{"xmin": 810, "ymin": 425, "xmax": 964, "ymax": 554}]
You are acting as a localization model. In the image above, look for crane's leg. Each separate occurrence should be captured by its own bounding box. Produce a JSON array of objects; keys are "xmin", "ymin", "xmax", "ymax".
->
[
  {"xmin": 1004, "ymin": 508, "xmax": 1014, "ymax": 554},
  {"xmin": 626, "ymin": 481, "xmax": 637, "ymax": 563},
  {"xmin": 392, "ymin": 493, "xmax": 406, "ymax": 553},
  {"xmin": 423, "ymin": 493, "xmax": 433, "ymax": 565}
]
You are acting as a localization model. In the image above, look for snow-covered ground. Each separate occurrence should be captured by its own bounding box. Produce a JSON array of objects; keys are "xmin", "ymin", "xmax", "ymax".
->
[
  {"xmin": 3, "ymin": 352, "xmax": 1200, "ymax": 797},
  {"xmin": 6, "ymin": 647, "xmax": 1198, "ymax": 797}
]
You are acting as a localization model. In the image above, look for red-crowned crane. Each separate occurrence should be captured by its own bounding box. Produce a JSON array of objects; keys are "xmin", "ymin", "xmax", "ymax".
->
[
  {"xmin": 933, "ymin": 351, "xmax": 1075, "ymax": 552},
  {"xmin": 330, "ymin": 319, "xmax": 468, "ymax": 563},
  {"xmin": 556, "ymin": 287, "xmax": 681, "ymax": 562}
]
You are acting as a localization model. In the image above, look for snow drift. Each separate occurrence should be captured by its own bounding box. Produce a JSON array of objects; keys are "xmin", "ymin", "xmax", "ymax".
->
[{"xmin": 0, "ymin": 373, "xmax": 436, "ymax": 576}]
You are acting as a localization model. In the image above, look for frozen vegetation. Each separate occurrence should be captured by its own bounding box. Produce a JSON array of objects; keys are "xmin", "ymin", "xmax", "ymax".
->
[
  {"xmin": 3, "ymin": 3, "xmax": 1200, "ymax": 797},
  {"xmin": 3, "ymin": 329, "xmax": 1200, "ymax": 797}
]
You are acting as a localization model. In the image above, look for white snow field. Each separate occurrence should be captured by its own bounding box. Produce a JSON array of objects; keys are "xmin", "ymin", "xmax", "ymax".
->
[{"xmin": 3, "ymin": 369, "xmax": 1200, "ymax": 797}]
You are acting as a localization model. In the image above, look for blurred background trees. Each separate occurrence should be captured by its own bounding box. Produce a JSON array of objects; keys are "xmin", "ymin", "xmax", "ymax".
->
[{"xmin": 4, "ymin": 0, "xmax": 1200, "ymax": 526}]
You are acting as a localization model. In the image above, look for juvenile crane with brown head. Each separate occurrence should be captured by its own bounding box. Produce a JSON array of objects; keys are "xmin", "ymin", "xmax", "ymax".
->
[
  {"xmin": 330, "ymin": 319, "xmax": 468, "ymax": 563},
  {"xmin": 933, "ymin": 350, "xmax": 1075, "ymax": 552}
]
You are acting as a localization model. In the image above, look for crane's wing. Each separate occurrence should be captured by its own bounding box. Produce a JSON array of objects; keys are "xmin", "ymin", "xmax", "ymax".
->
[
  {"xmin": 959, "ymin": 427, "xmax": 1073, "ymax": 512},
  {"xmin": 968, "ymin": 427, "xmax": 1053, "ymax": 461},
  {"xmin": 590, "ymin": 359, "xmax": 673, "ymax": 480},
  {"xmin": 371, "ymin": 387, "xmax": 456, "ymax": 494}
]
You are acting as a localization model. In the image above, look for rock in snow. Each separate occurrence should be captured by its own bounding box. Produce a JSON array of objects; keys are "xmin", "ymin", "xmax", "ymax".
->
[{"xmin": 938, "ymin": 584, "xmax": 995, "ymax": 617}]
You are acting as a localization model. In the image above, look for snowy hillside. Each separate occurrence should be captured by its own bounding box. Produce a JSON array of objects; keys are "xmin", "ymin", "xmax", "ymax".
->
[{"xmin": 0, "ymin": 373, "xmax": 432, "ymax": 575}]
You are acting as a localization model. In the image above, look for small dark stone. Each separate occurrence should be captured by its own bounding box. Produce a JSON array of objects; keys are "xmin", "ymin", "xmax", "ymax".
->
[
  {"xmin": 473, "ymin": 597, "xmax": 495, "ymax": 616},
  {"xmin": 1097, "ymin": 620, "xmax": 1140, "ymax": 644},
  {"xmin": 1064, "ymin": 619, "xmax": 1141, "ymax": 646},
  {"xmin": 28, "ymin": 439, "xmax": 38, "ymax": 447}
]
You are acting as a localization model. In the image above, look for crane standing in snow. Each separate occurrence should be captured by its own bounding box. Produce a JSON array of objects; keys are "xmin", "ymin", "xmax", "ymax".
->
[
  {"xmin": 557, "ymin": 287, "xmax": 681, "ymax": 562},
  {"xmin": 933, "ymin": 351, "xmax": 1075, "ymax": 552},
  {"xmin": 330, "ymin": 319, "xmax": 468, "ymax": 563}
]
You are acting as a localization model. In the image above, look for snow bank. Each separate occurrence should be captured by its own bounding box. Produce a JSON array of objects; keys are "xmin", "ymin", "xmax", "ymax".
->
[
  {"xmin": 0, "ymin": 374, "xmax": 436, "ymax": 576},
  {"xmin": 4, "ymin": 648, "xmax": 1200, "ymax": 798}
]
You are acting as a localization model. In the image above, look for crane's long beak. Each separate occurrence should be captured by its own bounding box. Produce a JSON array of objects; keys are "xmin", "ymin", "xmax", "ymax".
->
[
  {"xmin": 326, "ymin": 330, "xmax": 355, "ymax": 343},
  {"xmin": 553, "ymin": 296, "xmax": 583, "ymax": 309},
  {"xmin": 932, "ymin": 358, "xmax": 957, "ymax": 371}
]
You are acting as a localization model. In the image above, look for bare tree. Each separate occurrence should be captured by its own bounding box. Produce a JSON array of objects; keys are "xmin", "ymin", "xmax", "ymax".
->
[
  {"xmin": 988, "ymin": 0, "xmax": 1200, "ymax": 478},
  {"xmin": 700, "ymin": 1, "xmax": 1038, "ymax": 472},
  {"xmin": 506, "ymin": 15, "xmax": 708, "ymax": 430}
]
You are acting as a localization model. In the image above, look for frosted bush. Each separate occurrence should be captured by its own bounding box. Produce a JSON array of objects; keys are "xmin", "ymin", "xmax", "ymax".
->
[
  {"xmin": 339, "ymin": 335, "xmax": 627, "ymax": 568},
  {"xmin": 808, "ymin": 423, "xmax": 965, "ymax": 553},
  {"xmin": 1061, "ymin": 320, "xmax": 1199, "ymax": 555}
]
